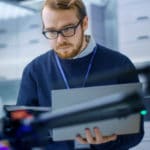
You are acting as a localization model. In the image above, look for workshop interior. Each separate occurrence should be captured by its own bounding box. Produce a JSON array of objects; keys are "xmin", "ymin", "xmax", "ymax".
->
[{"xmin": 0, "ymin": 0, "xmax": 150, "ymax": 149}]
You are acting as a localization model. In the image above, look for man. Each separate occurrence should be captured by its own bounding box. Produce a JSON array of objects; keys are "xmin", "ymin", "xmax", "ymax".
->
[{"xmin": 17, "ymin": 0, "xmax": 144, "ymax": 149}]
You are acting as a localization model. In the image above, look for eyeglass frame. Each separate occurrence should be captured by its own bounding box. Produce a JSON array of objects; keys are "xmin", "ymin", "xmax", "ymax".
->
[{"xmin": 42, "ymin": 19, "xmax": 82, "ymax": 40}]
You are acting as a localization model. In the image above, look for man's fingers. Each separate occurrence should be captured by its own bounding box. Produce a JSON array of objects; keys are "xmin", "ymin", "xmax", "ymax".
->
[
  {"xmin": 76, "ymin": 134, "xmax": 88, "ymax": 144},
  {"xmin": 94, "ymin": 127, "xmax": 103, "ymax": 143},
  {"xmin": 103, "ymin": 134, "xmax": 117, "ymax": 143},
  {"xmin": 85, "ymin": 128, "xmax": 95, "ymax": 143},
  {"xmin": 76, "ymin": 128, "xmax": 117, "ymax": 145}
]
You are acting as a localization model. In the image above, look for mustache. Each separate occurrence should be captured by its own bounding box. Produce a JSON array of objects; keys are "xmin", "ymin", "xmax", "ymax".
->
[{"xmin": 57, "ymin": 43, "xmax": 72, "ymax": 49}]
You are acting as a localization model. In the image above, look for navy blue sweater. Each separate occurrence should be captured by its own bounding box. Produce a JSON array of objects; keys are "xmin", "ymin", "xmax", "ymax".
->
[{"xmin": 17, "ymin": 44, "xmax": 144, "ymax": 150}]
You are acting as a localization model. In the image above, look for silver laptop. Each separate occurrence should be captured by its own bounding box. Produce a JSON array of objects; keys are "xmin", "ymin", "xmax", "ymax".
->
[{"xmin": 51, "ymin": 83, "xmax": 142, "ymax": 141}]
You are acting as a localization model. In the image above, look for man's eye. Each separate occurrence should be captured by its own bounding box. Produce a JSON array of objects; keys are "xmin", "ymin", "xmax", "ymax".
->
[
  {"xmin": 63, "ymin": 27, "xmax": 74, "ymax": 33},
  {"xmin": 49, "ymin": 31, "xmax": 57, "ymax": 35}
]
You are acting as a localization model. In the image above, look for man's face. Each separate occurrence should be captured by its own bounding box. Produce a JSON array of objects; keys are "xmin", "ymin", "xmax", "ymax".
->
[{"xmin": 42, "ymin": 7, "xmax": 88, "ymax": 59}]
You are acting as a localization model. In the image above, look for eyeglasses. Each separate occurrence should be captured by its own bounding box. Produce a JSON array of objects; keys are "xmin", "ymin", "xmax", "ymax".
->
[{"xmin": 42, "ymin": 19, "xmax": 82, "ymax": 40}]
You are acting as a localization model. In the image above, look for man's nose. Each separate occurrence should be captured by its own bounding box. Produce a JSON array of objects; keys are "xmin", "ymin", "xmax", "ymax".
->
[{"xmin": 57, "ymin": 33, "xmax": 66, "ymax": 43}]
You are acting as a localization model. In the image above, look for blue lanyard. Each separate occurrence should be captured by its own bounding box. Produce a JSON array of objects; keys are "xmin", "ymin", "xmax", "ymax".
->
[{"xmin": 54, "ymin": 47, "xmax": 97, "ymax": 89}]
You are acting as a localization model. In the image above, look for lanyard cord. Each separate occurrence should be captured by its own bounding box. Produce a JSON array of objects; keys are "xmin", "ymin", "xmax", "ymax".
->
[
  {"xmin": 55, "ymin": 53, "xmax": 70, "ymax": 89},
  {"xmin": 54, "ymin": 47, "xmax": 97, "ymax": 89}
]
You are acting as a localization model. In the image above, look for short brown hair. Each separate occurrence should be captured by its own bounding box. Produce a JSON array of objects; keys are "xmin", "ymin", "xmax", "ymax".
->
[{"xmin": 42, "ymin": 0, "xmax": 87, "ymax": 20}]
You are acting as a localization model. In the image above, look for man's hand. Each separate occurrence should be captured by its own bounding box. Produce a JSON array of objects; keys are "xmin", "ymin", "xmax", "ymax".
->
[{"xmin": 76, "ymin": 127, "xmax": 117, "ymax": 144}]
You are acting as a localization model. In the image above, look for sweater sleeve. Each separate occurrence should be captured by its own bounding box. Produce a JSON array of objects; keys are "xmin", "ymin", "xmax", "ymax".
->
[
  {"xmin": 91, "ymin": 55, "xmax": 144, "ymax": 150},
  {"xmin": 17, "ymin": 63, "xmax": 39, "ymax": 106}
]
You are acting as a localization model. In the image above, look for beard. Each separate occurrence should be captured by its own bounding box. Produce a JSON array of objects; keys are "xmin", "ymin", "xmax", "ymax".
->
[{"xmin": 55, "ymin": 30, "xmax": 84, "ymax": 59}]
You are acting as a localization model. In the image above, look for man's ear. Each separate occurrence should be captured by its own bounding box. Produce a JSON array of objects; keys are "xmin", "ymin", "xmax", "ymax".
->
[{"xmin": 82, "ymin": 16, "xmax": 88, "ymax": 31}]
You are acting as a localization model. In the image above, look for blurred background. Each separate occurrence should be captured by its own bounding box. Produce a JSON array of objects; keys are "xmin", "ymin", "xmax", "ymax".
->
[{"xmin": 0, "ymin": 0, "xmax": 150, "ymax": 148}]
